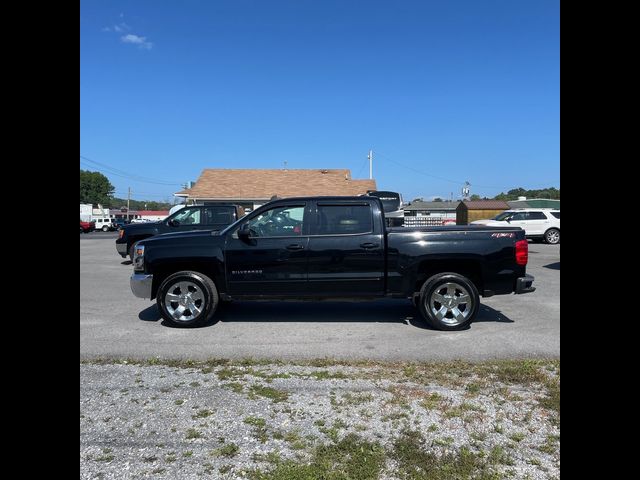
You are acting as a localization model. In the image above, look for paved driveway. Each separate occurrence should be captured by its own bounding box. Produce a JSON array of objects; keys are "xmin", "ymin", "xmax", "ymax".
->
[{"xmin": 80, "ymin": 233, "xmax": 559, "ymax": 361}]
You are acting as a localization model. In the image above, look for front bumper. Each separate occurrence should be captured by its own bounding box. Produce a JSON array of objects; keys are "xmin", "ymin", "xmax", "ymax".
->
[
  {"xmin": 116, "ymin": 242, "xmax": 128, "ymax": 257},
  {"xmin": 130, "ymin": 273, "xmax": 153, "ymax": 298},
  {"xmin": 515, "ymin": 274, "xmax": 536, "ymax": 294}
]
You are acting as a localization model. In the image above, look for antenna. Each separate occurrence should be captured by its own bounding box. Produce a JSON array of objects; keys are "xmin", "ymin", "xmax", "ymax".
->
[{"xmin": 368, "ymin": 150, "xmax": 373, "ymax": 179}]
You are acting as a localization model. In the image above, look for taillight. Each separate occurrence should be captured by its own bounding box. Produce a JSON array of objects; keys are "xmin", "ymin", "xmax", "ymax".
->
[
  {"xmin": 119, "ymin": 229, "xmax": 124, "ymax": 239},
  {"xmin": 515, "ymin": 239, "xmax": 528, "ymax": 266}
]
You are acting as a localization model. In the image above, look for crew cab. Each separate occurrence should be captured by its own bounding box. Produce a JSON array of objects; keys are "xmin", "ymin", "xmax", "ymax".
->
[
  {"xmin": 116, "ymin": 204, "xmax": 245, "ymax": 259},
  {"xmin": 128, "ymin": 196, "xmax": 534, "ymax": 330}
]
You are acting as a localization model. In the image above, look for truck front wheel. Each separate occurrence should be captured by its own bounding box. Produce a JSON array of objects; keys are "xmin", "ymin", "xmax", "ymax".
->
[
  {"xmin": 418, "ymin": 273, "xmax": 479, "ymax": 331},
  {"xmin": 156, "ymin": 271, "xmax": 219, "ymax": 327}
]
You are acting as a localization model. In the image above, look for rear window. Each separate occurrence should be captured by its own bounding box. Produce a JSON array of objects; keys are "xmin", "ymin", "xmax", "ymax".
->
[
  {"xmin": 317, "ymin": 205, "xmax": 373, "ymax": 235},
  {"xmin": 550, "ymin": 211, "xmax": 560, "ymax": 219}
]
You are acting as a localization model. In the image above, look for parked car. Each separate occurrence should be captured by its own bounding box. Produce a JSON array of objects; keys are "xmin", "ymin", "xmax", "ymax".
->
[
  {"xmin": 129, "ymin": 196, "xmax": 535, "ymax": 330},
  {"xmin": 116, "ymin": 204, "xmax": 246, "ymax": 259},
  {"xmin": 80, "ymin": 220, "xmax": 95, "ymax": 233},
  {"xmin": 471, "ymin": 209, "xmax": 560, "ymax": 244},
  {"xmin": 112, "ymin": 218, "xmax": 128, "ymax": 229},
  {"xmin": 93, "ymin": 217, "xmax": 116, "ymax": 232}
]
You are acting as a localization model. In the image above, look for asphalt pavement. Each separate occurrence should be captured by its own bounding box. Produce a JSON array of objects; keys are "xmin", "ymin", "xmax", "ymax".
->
[{"xmin": 80, "ymin": 232, "xmax": 559, "ymax": 361}]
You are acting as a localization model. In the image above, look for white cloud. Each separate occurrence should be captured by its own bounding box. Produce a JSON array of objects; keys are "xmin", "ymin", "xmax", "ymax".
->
[{"xmin": 120, "ymin": 34, "xmax": 153, "ymax": 50}]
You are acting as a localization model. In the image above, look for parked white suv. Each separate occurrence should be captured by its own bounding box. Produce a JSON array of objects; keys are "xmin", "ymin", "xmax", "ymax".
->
[
  {"xmin": 471, "ymin": 209, "xmax": 560, "ymax": 244},
  {"xmin": 93, "ymin": 217, "xmax": 116, "ymax": 232}
]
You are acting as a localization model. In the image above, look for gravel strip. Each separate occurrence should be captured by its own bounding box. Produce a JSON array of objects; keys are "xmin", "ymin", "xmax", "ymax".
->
[{"xmin": 80, "ymin": 361, "xmax": 559, "ymax": 479}]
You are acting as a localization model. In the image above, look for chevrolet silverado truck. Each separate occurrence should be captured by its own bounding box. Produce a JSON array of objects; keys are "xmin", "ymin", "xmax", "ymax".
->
[
  {"xmin": 116, "ymin": 204, "xmax": 245, "ymax": 259},
  {"xmin": 129, "ymin": 196, "xmax": 535, "ymax": 330}
]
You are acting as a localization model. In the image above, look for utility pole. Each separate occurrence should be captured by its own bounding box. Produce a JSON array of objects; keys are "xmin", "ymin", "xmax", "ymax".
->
[
  {"xmin": 368, "ymin": 150, "xmax": 373, "ymax": 179},
  {"xmin": 127, "ymin": 187, "xmax": 131, "ymax": 222}
]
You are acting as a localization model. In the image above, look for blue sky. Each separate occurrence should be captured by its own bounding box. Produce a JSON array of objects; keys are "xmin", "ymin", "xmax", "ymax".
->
[{"xmin": 80, "ymin": 0, "xmax": 559, "ymax": 203}]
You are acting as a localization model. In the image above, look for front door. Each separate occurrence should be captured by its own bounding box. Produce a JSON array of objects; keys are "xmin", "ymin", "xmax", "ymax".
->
[
  {"xmin": 224, "ymin": 204, "xmax": 310, "ymax": 295},
  {"xmin": 307, "ymin": 201, "xmax": 385, "ymax": 296}
]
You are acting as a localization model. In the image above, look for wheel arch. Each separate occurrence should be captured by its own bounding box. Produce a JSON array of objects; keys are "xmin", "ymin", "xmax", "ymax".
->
[
  {"xmin": 413, "ymin": 259, "xmax": 483, "ymax": 295},
  {"xmin": 151, "ymin": 261, "xmax": 223, "ymax": 300}
]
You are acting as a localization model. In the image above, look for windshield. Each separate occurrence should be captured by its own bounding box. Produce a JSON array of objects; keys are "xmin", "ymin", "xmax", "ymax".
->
[{"xmin": 493, "ymin": 212, "xmax": 513, "ymax": 221}]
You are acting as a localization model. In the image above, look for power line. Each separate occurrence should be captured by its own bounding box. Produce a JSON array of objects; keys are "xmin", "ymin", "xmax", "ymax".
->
[
  {"xmin": 80, "ymin": 155, "xmax": 184, "ymax": 186},
  {"xmin": 372, "ymin": 150, "xmax": 559, "ymax": 192}
]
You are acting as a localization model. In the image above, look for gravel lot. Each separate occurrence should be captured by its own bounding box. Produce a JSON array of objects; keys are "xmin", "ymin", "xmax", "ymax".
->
[
  {"xmin": 80, "ymin": 359, "xmax": 559, "ymax": 480},
  {"xmin": 80, "ymin": 233, "xmax": 559, "ymax": 361}
]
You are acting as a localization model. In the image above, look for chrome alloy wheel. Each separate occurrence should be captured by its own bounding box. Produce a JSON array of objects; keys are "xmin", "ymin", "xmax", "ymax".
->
[
  {"xmin": 428, "ymin": 282, "xmax": 473, "ymax": 326},
  {"xmin": 164, "ymin": 281, "xmax": 205, "ymax": 322},
  {"xmin": 546, "ymin": 229, "xmax": 560, "ymax": 244}
]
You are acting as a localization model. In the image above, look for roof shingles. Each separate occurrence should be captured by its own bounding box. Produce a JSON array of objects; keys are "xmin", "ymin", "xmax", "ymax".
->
[{"xmin": 175, "ymin": 169, "xmax": 377, "ymax": 199}]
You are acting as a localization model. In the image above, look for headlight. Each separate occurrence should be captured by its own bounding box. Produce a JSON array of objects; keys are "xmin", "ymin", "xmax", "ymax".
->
[{"xmin": 133, "ymin": 244, "xmax": 145, "ymax": 271}]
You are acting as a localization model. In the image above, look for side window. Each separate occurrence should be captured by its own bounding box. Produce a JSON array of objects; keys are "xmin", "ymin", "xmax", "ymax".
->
[
  {"xmin": 317, "ymin": 205, "xmax": 373, "ymax": 235},
  {"xmin": 550, "ymin": 212, "xmax": 560, "ymax": 219},
  {"xmin": 528, "ymin": 212, "xmax": 547, "ymax": 220},
  {"xmin": 509, "ymin": 212, "xmax": 528, "ymax": 221},
  {"xmin": 171, "ymin": 208, "xmax": 202, "ymax": 225},
  {"xmin": 205, "ymin": 207, "xmax": 235, "ymax": 225},
  {"xmin": 246, "ymin": 205, "xmax": 305, "ymax": 237}
]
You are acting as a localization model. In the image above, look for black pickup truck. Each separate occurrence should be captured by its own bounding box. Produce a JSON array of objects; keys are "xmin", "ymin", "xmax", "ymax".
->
[
  {"xmin": 129, "ymin": 196, "xmax": 534, "ymax": 330},
  {"xmin": 116, "ymin": 204, "xmax": 245, "ymax": 259}
]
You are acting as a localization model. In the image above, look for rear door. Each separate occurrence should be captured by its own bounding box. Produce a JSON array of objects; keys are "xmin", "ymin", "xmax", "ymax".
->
[
  {"xmin": 306, "ymin": 200, "xmax": 385, "ymax": 296},
  {"xmin": 525, "ymin": 211, "xmax": 550, "ymax": 235}
]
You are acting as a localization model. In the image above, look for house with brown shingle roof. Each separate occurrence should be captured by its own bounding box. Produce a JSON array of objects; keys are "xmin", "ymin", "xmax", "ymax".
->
[{"xmin": 174, "ymin": 169, "xmax": 377, "ymax": 210}]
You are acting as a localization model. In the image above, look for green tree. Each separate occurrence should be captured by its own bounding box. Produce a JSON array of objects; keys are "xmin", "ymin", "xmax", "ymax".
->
[
  {"xmin": 470, "ymin": 194, "xmax": 481, "ymax": 200},
  {"xmin": 492, "ymin": 187, "xmax": 560, "ymax": 201},
  {"xmin": 80, "ymin": 170, "xmax": 114, "ymax": 205},
  {"xmin": 433, "ymin": 197, "xmax": 443, "ymax": 202}
]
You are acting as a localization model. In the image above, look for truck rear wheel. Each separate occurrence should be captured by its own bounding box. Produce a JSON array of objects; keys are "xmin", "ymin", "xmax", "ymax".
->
[
  {"xmin": 156, "ymin": 271, "xmax": 219, "ymax": 327},
  {"xmin": 418, "ymin": 273, "xmax": 479, "ymax": 331}
]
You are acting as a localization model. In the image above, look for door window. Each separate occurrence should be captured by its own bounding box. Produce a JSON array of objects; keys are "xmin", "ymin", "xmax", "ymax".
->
[
  {"xmin": 171, "ymin": 208, "xmax": 202, "ymax": 225},
  {"xmin": 528, "ymin": 212, "xmax": 547, "ymax": 220},
  {"xmin": 317, "ymin": 205, "xmax": 373, "ymax": 235},
  {"xmin": 245, "ymin": 206, "xmax": 305, "ymax": 237},
  {"xmin": 509, "ymin": 212, "xmax": 528, "ymax": 221}
]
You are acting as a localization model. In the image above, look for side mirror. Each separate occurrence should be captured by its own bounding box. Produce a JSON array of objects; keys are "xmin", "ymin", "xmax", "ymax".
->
[
  {"xmin": 238, "ymin": 223, "xmax": 251, "ymax": 240},
  {"xmin": 505, "ymin": 218, "xmax": 511, "ymax": 223},
  {"xmin": 168, "ymin": 219, "xmax": 180, "ymax": 227}
]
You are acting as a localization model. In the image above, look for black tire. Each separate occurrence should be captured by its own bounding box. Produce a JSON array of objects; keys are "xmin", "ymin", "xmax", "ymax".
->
[
  {"xmin": 102, "ymin": 225, "xmax": 109, "ymax": 232},
  {"xmin": 156, "ymin": 271, "xmax": 219, "ymax": 327},
  {"xmin": 544, "ymin": 228, "xmax": 560, "ymax": 245},
  {"xmin": 417, "ymin": 272, "xmax": 479, "ymax": 331}
]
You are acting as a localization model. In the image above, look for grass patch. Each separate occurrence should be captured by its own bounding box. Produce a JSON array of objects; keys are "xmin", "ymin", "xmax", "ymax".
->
[
  {"xmin": 248, "ymin": 433, "xmax": 384, "ymax": 480},
  {"xmin": 212, "ymin": 443, "xmax": 240, "ymax": 457},
  {"xmin": 244, "ymin": 416, "xmax": 267, "ymax": 427},
  {"xmin": 392, "ymin": 430, "xmax": 503, "ymax": 479},
  {"xmin": 185, "ymin": 428, "xmax": 203, "ymax": 439},
  {"xmin": 223, "ymin": 382, "xmax": 244, "ymax": 394},
  {"xmin": 192, "ymin": 409, "xmax": 214, "ymax": 419},
  {"xmin": 249, "ymin": 385, "xmax": 289, "ymax": 403}
]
